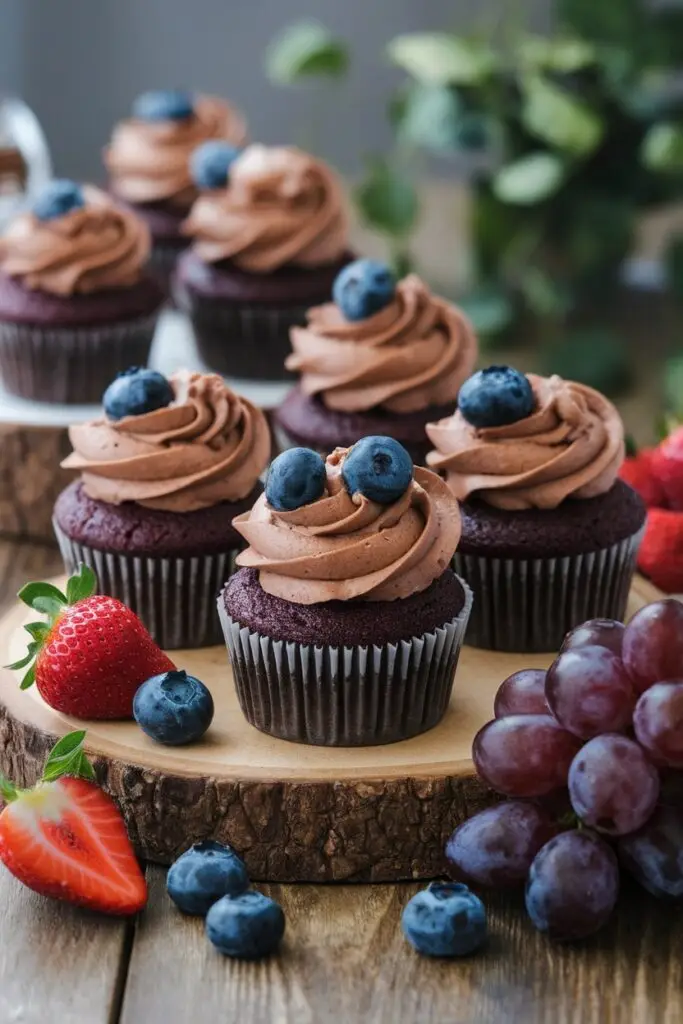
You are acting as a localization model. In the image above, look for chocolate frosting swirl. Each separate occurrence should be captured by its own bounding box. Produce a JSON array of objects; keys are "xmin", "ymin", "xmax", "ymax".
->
[
  {"xmin": 182, "ymin": 144, "xmax": 348, "ymax": 272},
  {"xmin": 426, "ymin": 374, "xmax": 625, "ymax": 511},
  {"xmin": 234, "ymin": 450, "xmax": 461, "ymax": 604},
  {"xmin": 287, "ymin": 274, "xmax": 478, "ymax": 413},
  {"xmin": 105, "ymin": 95, "xmax": 247, "ymax": 206},
  {"xmin": 0, "ymin": 186, "xmax": 149, "ymax": 296},
  {"xmin": 62, "ymin": 371, "xmax": 271, "ymax": 512}
]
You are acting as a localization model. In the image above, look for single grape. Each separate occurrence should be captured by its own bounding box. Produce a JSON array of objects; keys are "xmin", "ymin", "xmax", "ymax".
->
[
  {"xmin": 623, "ymin": 599, "xmax": 683, "ymax": 694},
  {"xmin": 445, "ymin": 802, "xmax": 557, "ymax": 888},
  {"xmin": 494, "ymin": 669, "xmax": 548, "ymax": 718},
  {"xmin": 568, "ymin": 734, "xmax": 660, "ymax": 835},
  {"xmin": 560, "ymin": 618, "xmax": 625, "ymax": 657},
  {"xmin": 633, "ymin": 681, "xmax": 683, "ymax": 768},
  {"xmin": 525, "ymin": 830, "xmax": 619, "ymax": 941},
  {"xmin": 617, "ymin": 804, "xmax": 683, "ymax": 899},
  {"xmin": 472, "ymin": 715, "xmax": 582, "ymax": 798},
  {"xmin": 545, "ymin": 646, "xmax": 636, "ymax": 740}
]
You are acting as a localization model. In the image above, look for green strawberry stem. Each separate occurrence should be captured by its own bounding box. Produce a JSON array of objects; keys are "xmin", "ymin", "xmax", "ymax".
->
[{"xmin": 0, "ymin": 731, "xmax": 95, "ymax": 803}]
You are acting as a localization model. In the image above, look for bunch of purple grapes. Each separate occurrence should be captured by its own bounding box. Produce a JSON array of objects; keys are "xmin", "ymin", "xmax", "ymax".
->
[{"xmin": 447, "ymin": 599, "xmax": 683, "ymax": 941}]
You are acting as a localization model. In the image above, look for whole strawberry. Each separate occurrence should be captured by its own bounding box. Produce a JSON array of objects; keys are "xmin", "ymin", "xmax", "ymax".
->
[
  {"xmin": 8, "ymin": 565, "xmax": 174, "ymax": 718},
  {"xmin": 651, "ymin": 426, "xmax": 683, "ymax": 511}
]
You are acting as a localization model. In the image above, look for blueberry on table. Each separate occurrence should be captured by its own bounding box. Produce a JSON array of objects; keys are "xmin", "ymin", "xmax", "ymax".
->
[
  {"xmin": 190, "ymin": 140, "xmax": 242, "ymax": 190},
  {"xmin": 458, "ymin": 366, "xmax": 535, "ymax": 429},
  {"xmin": 401, "ymin": 882, "xmax": 487, "ymax": 957},
  {"xmin": 103, "ymin": 367, "xmax": 175, "ymax": 421},
  {"xmin": 266, "ymin": 447, "xmax": 326, "ymax": 511},
  {"xmin": 342, "ymin": 436, "xmax": 413, "ymax": 504},
  {"xmin": 206, "ymin": 890, "xmax": 285, "ymax": 960},
  {"xmin": 133, "ymin": 670, "xmax": 214, "ymax": 746},
  {"xmin": 133, "ymin": 89, "xmax": 194, "ymax": 122},
  {"xmin": 167, "ymin": 841, "xmax": 249, "ymax": 915},
  {"xmin": 32, "ymin": 179, "xmax": 85, "ymax": 221},
  {"xmin": 333, "ymin": 258, "xmax": 396, "ymax": 321}
]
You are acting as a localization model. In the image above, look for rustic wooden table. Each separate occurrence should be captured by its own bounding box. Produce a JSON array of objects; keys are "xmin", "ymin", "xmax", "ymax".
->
[{"xmin": 0, "ymin": 537, "xmax": 681, "ymax": 1024}]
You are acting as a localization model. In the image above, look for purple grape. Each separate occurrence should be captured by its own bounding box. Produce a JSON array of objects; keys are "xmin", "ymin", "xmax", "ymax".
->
[
  {"xmin": 494, "ymin": 669, "xmax": 548, "ymax": 718},
  {"xmin": 473, "ymin": 716, "xmax": 582, "ymax": 798},
  {"xmin": 568, "ymin": 735, "xmax": 660, "ymax": 836},
  {"xmin": 445, "ymin": 802, "xmax": 557, "ymax": 888},
  {"xmin": 623, "ymin": 600, "xmax": 683, "ymax": 694},
  {"xmin": 633, "ymin": 681, "xmax": 683, "ymax": 768},
  {"xmin": 560, "ymin": 618, "xmax": 625, "ymax": 656},
  {"xmin": 617, "ymin": 804, "xmax": 683, "ymax": 899},
  {"xmin": 525, "ymin": 830, "xmax": 619, "ymax": 940},
  {"xmin": 545, "ymin": 646, "xmax": 636, "ymax": 740}
]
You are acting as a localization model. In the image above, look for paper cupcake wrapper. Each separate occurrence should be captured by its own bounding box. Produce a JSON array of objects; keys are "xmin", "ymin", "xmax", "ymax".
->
[
  {"xmin": 217, "ymin": 578, "xmax": 473, "ymax": 747},
  {"xmin": 453, "ymin": 526, "xmax": 645, "ymax": 653},
  {"xmin": 54, "ymin": 521, "xmax": 237, "ymax": 650},
  {"xmin": 0, "ymin": 313, "xmax": 158, "ymax": 404}
]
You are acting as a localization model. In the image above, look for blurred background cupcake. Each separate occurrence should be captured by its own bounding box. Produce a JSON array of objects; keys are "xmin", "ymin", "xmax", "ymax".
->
[
  {"xmin": 426, "ymin": 367, "xmax": 647, "ymax": 653},
  {"xmin": 273, "ymin": 259, "xmax": 478, "ymax": 464},
  {"xmin": 176, "ymin": 142, "xmax": 353, "ymax": 381},
  {"xmin": 104, "ymin": 89, "xmax": 247, "ymax": 293},
  {"xmin": 0, "ymin": 179, "xmax": 163, "ymax": 403},
  {"xmin": 53, "ymin": 367, "xmax": 271, "ymax": 648}
]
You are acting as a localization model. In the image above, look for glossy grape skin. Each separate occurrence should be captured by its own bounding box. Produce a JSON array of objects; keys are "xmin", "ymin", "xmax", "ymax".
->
[
  {"xmin": 623, "ymin": 600, "xmax": 683, "ymax": 694},
  {"xmin": 445, "ymin": 802, "xmax": 557, "ymax": 888},
  {"xmin": 560, "ymin": 619, "xmax": 625, "ymax": 657},
  {"xmin": 472, "ymin": 716, "xmax": 582, "ymax": 798},
  {"xmin": 617, "ymin": 804, "xmax": 683, "ymax": 899},
  {"xmin": 494, "ymin": 669, "xmax": 548, "ymax": 718},
  {"xmin": 568, "ymin": 735, "xmax": 660, "ymax": 836},
  {"xmin": 525, "ymin": 831, "xmax": 620, "ymax": 941},
  {"xmin": 545, "ymin": 646, "xmax": 636, "ymax": 740},
  {"xmin": 633, "ymin": 681, "xmax": 683, "ymax": 768}
]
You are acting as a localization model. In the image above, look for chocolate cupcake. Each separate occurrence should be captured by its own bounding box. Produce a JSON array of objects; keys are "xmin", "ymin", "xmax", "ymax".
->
[
  {"xmin": 0, "ymin": 180, "xmax": 163, "ymax": 403},
  {"xmin": 105, "ymin": 90, "xmax": 247, "ymax": 292},
  {"xmin": 175, "ymin": 143, "xmax": 353, "ymax": 381},
  {"xmin": 426, "ymin": 367, "xmax": 646, "ymax": 653},
  {"xmin": 53, "ymin": 368, "xmax": 271, "ymax": 649},
  {"xmin": 219, "ymin": 437, "xmax": 472, "ymax": 746},
  {"xmin": 273, "ymin": 260, "xmax": 478, "ymax": 464}
]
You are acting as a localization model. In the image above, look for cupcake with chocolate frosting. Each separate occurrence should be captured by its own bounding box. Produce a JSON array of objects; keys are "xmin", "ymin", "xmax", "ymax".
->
[
  {"xmin": 54, "ymin": 367, "xmax": 271, "ymax": 648},
  {"xmin": 219, "ymin": 436, "xmax": 472, "ymax": 745},
  {"xmin": 105, "ymin": 90, "xmax": 247, "ymax": 291},
  {"xmin": 176, "ymin": 143, "xmax": 353, "ymax": 381},
  {"xmin": 426, "ymin": 366, "xmax": 646, "ymax": 652},
  {"xmin": 274, "ymin": 260, "xmax": 478, "ymax": 463},
  {"xmin": 0, "ymin": 180, "xmax": 163, "ymax": 403}
]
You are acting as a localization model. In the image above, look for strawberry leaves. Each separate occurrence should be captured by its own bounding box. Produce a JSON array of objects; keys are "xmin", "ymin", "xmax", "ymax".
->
[
  {"xmin": 65, "ymin": 565, "xmax": 97, "ymax": 606},
  {"xmin": 41, "ymin": 731, "xmax": 96, "ymax": 783}
]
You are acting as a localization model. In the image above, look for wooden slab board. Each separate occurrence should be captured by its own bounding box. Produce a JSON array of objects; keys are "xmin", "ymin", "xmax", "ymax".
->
[{"xmin": 0, "ymin": 576, "xmax": 662, "ymax": 883}]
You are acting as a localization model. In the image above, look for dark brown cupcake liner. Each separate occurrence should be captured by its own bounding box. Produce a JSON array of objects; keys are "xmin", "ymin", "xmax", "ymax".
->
[
  {"xmin": 217, "ymin": 578, "xmax": 473, "ymax": 746},
  {"xmin": 453, "ymin": 527, "xmax": 645, "ymax": 653},
  {"xmin": 54, "ymin": 521, "xmax": 238, "ymax": 649},
  {"xmin": 0, "ymin": 313, "xmax": 158, "ymax": 404}
]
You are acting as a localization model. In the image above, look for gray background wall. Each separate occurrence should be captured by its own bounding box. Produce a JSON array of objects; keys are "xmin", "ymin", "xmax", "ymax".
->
[{"xmin": 0, "ymin": 0, "xmax": 549, "ymax": 180}]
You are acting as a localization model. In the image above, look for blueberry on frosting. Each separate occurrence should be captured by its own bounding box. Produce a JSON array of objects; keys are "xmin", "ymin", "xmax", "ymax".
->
[
  {"xmin": 103, "ymin": 367, "xmax": 175, "ymax": 421},
  {"xmin": 132, "ymin": 89, "xmax": 194, "ymax": 122},
  {"xmin": 457, "ymin": 366, "xmax": 534, "ymax": 429},
  {"xmin": 333, "ymin": 259, "xmax": 396, "ymax": 322},
  {"xmin": 32, "ymin": 179, "xmax": 85, "ymax": 222},
  {"xmin": 342, "ymin": 436, "xmax": 413, "ymax": 505},
  {"xmin": 265, "ymin": 448, "xmax": 326, "ymax": 512},
  {"xmin": 190, "ymin": 140, "xmax": 242, "ymax": 190}
]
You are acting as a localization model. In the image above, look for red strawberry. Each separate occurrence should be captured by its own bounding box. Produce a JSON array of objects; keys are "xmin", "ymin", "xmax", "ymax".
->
[
  {"xmin": 651, "ymin": 427, "xmax": 683, "ymax": 511},
  {"xmin": 8, "ymin": 565, "xmax": 174, "ymax": 719},
  {"xmin": 620, "ymin": 450, "xmax": 666, "ymax": 508},
  {"xmin": 0, "ymin": 731, "xmax": 146, "ymax": 915},
  {"xmin": 638, "ymin": 508, "xmax": 683, "ymax": 594}
]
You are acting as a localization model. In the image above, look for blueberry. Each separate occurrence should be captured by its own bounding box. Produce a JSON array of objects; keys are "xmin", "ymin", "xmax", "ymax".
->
[
  {"xmin": 167, "ymin": 841, "xmax": 249, "ymax": 916},
  {"xmin": 341, "ymin": 436, "xmax": 413, "ymax": 505},
  {"xmin": 458, "ymin": 365, "xmax": 535, "ymax": 429},
  {"xmin": 206, "ymin": 890, "xmax": 285, "ymax": 960},
  {"xmin": 133, "ymin": 670, "xmax": 214, "ymax": 746},
  {"xmin": 190, "ymin": 140, "xmax": 242, "ymax": 190},
  {"xmin": 32, "ymin": 179, "xmax": 85, "ymax": 222},
  {"xmin": 132, "ymin": 89, "xmax": 194, "ymax": 122},
  {"xmin": 401, "ymin": 882, "xmax": 487, "ymax": 958},
  {"xmin": 103, "ymin": 367, "xmax": 175, "ymax": 421},
  {"xmin": 265, "ymin": 448, "xmax": 326, "ymax": 512},
  {"xmin": 333, "ymin": 259, "xmax": 396, "ymax": 321}
]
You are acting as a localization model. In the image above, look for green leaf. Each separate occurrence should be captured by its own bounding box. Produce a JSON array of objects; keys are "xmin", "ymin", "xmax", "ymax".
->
[
  {"xmin": 493, "ymin": 152, "xmax": 566, "ymax": 205},
  {"xmin": 0, "ymin": 775, "xmax": 17, "ymax": 804},
  {"xmin": 65, "ymin": 564, "xmax": 97, "ymax": 606},
  {"xmin": 519, "ymin": 267, "xmax": 572, "ymax": 318},
  {"xmin": 664, "ymin": 355, "xmax": 683, "ymax": 416},
  {"xmin": 18, "ymin": 580, "xmax": 67, "ymax": 616},
  {"xmin": 521, "ymin": 75, "xmax": 604, "ymax": 156},
  {"xmin": 42, "ymin": 731, "xmax": 95, "ymax": 783},
  {"xmin": 387, "ymin": 32, "xmax": 495, "ymax": 86},
  {"xmin": 457, "ymin": 285, "xmax": 515, "ymax": 337},
  {"xmin": 665, "ymin": 235, "xmax": 683, "ymax": 305},
  {"xmin": 20, "ymin": 665, "xmax": 36, "ymax": 690},
  {"xmin": 539, "ymin": 329, "xmax": 632, "ymax": 397},
  {"xmin": 641, "ymin": 123, "xmax": 683, "ymax": 173},
  {"xmin": 265, "ymin": 21, "xmax": 348, "ymax": 83},
  {"xmin": 24, "ymin": 622, "xmax": 50, "ymax": 643},
  {"xmin": 354, "ymin": 159, "xmax": 419, "ymax": 239},
  {"xmin": 6, "ymin": 640, "xmax": 39, "ymax": 672},
  {"xmin": 397, "ymin": 84, "xmax": 462, "ymax": 152},
  {"xmin": 518, "ymin": 35, "xmax": 596, "ymax": 72}
]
